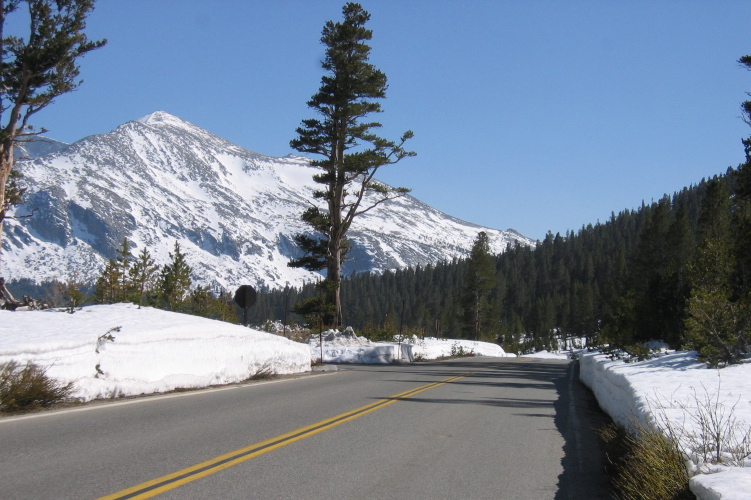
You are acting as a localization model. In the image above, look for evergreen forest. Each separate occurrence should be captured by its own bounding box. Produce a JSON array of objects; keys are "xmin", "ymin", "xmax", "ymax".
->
[{"xmin": 248, "ymin": 163, "xmax": 751, "ymax": 367}]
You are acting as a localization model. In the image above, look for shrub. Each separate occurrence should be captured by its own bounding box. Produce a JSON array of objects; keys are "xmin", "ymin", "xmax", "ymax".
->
[
  {"xmin": 450, "ymin": 342, "xmax": 475, "ymax": 357},
  {"xmin": 0, "ymin": 361, "xmax": 74, "ymax": 413},
  {"xmin": 651, "ymin": 382, "xmax": 751, "ymax": 470},
  {"xmin": 684, "ymin": 290, "xmax": 751, "ymax": 367},
  {"xmin": 599, "ymin": 421, "xmax": 692, "ymax": 500}
]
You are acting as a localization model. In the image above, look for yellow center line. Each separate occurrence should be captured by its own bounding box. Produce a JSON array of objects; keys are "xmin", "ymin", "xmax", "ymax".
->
[{"xmin": 97, "ymin": 372, "xmax": 473, "ymax": 500}]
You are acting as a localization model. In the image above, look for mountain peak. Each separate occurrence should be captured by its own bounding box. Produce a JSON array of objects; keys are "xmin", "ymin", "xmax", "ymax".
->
[
  {"xmin": 5, "ymin": 114, "xmax": 535, "ymax": 290},
  {"xmin": 136, "ymin": 110, "xmax": 184, "ymax": 126}
]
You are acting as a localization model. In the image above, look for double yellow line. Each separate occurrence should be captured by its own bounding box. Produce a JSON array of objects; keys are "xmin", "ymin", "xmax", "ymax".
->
[{"xmin": 99, "ymin": 372, "xmax": 472, "ymax": 499}]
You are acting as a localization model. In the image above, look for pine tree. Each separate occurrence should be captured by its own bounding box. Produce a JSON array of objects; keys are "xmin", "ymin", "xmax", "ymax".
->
[
  {"xmin": 734, "ymin": 54, "xmax": 751, "ymax": 293},
  {"xmin": 92, "ymin": 240, "xmax": 136, "ymax": 304},
  {"xmin": 93, "ymin": 259, "xmax": 121, "ymax": 304},
  {"xmin": 0, "ymin": 0, "xmax": 105, "ymax": 252},
  {"xmin": 459, "ymin": 232, "xmax": 497, "ymax": 340},
  {"xmin": 684, "ymin": 55, "xmax": 751, "ymax": 365},
  {"xmin": 288, "ymin": 2, "xmax": 414, "ymax": 327},
  {"xmin": 184, "ymin": 285, "xmax": 237, "ymax": 323},
  {"xmin": 115, "ymin": 238, "xmax": 133, "ymax": 294},
  {"xmin": 128, "ymin": 247, "xmax": 158, "ymax": 308},
  {"xmin": 686, "ymin": 179, "xmax": 749, "ymax": 366},
  {"xmin": 159, "ymin": 241, "xmax": 192, "ymax": 311},
  {"xmin": 57, "ymin": 273, "xmax": 87, "ymax": 312}
]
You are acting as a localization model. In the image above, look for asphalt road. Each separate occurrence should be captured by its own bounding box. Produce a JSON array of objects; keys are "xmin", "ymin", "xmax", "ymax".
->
[{"xmin": 0, "ymin": 357, "xmax": 611, "ymax": 499}]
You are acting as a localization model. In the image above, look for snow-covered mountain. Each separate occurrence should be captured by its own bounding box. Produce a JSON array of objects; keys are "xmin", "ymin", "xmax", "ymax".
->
[
  {"xmin": 13, "ymin": 136, "xmax": 69, "ymax": 160},
  {"xmin": 3, "ymin": 111, "xmax": 534, "ymax": 290}
]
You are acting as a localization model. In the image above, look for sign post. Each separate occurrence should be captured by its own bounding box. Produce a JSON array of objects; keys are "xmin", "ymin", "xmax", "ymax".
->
[{"xmin": 234, "ymin": 285, "xmax": 257, "ymax": 327}]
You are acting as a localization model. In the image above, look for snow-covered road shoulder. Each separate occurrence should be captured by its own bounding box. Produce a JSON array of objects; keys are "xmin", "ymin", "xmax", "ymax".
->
[
  {"xmin": 0, "ymin": 304, "xmax": 311, "ymax": 401},
  {"xmin": 579, "ymin": 350, "xmax": 751, "ymax": 500}
]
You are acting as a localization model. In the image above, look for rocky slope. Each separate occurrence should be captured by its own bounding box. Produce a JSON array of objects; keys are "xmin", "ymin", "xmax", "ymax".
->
[{"xmin": 4, "ymin": 111, "xmax": 534, "ymax": 291}]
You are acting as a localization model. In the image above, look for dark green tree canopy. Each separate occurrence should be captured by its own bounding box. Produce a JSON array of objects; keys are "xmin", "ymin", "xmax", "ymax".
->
[{"xmin": 460, "ymin": 231, "xmax": 498, "ymax": 340}]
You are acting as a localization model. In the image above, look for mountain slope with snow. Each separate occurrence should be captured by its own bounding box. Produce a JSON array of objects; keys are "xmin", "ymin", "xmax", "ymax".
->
[{"xmin": 4, "ymin": 111, "xmax": 534, "ymax": 290}]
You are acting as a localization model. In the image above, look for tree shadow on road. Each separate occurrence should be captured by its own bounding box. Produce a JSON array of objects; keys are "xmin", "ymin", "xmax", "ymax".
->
[
  {"xmin": 352, "ymin": 357, "xmax": 614, "ymax": 498},
  {"xmin": 553, "ymin": 361, "xmax": 613, "ymax": 500}
]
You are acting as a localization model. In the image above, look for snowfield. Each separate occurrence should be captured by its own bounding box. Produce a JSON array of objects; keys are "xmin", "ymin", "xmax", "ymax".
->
[
  {"xmin": 579, "ymin": 350, "xmax": 751, "ymax": 500},
  {"xmin": 0, "ymin": 304, "xmax": 311, "ymax": 401},
  {"xmin": 1, "ymin": 304, "xmax": 747, "ymax": 499}
]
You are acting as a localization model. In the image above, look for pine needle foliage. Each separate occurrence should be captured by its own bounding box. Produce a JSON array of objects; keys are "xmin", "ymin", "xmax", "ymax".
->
[
  {"xmin": 289, "ymin": 2, "xmax": 414, "ymax": 327},
  {"xmin": 459, "ymin": 231, "xmax": 497, "ymax": 340},
  {"xmin": 158, "ymin": 241, "xmax": 192, "ymax": 310}
]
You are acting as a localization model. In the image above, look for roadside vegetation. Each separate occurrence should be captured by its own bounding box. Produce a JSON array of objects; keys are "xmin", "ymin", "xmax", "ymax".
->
[
  {"xmin": 2, "ymin": 5, "xmax": 749, "ymax": 496},
  {"xmin": 0, "ymin": 361, "xmax": 74, "ymax": 414},
  {"xmin": 599, "ymin": 421, "xmax": 693, "ymax": 500}
]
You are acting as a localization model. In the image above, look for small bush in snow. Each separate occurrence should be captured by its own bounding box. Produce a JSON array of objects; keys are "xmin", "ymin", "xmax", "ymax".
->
[
  {"xmin": 245, "ymin": 361, "xmax": 276, "ymax": 381},
  {"xmin": 95, "ymin": 326, "xmax": 120, "ymax": 353},
  {"xmin": 450, "ymin": 342, "xmax": 475, "ymax": 357},
  {"xmin": 0, "ymin": 361, "xmax": 74, "ymax": 413},
  {"xmin": 651, "ymin": 383, "xmax": 751, "ymax": 471}
]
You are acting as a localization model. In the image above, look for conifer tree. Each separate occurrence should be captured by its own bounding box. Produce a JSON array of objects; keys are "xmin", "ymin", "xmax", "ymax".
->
[
  {"xmin": 734, "ymin": 54, "xmax": 751, "ymax": 293},
  {"xmin": 93, "ymin": 240, "xmax": 137, "ymax": 304},
  {"xmin": 459, "ymin": 232, "xmax": 497, "ymax": 340},
  {"xmin": 128, "ymin": 247, "xmax": 158, "ymax": 308},
  {"xmin": 685, "ymin": 179, "xmax": 748, "ymax": 366},
  {"xmin": 159, "ymin": 241, "xmax": 192, "ymax": 310},
  {"xmin": 0, "ymin": 0, "xmax": 105, "ymax": 250},
  {"xmin": 288, "ymin": 2, "xmax": 414, "ymax": 327},
  {"xmin": 56, "ymin": 273, "xmax": 86, "ymax": 312},
  {"xmin": 115, "ymin": 238, "xmax": 133, "ymax": 294},
  {"xmin": 93, "ymin": 258, "xmax": 121, "ymax": 304},
  {"xmin": 684, "ymin": 54, "xmax": 751, "ymax": 365}
]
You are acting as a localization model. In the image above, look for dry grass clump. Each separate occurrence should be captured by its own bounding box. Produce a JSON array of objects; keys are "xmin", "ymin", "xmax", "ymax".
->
[{"xmin": 599, "ymin": 421, "xmax": 692, "ymax": 500}]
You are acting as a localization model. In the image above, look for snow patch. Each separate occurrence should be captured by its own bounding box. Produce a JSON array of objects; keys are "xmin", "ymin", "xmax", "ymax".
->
[
  {"xmin": 0, "ymin": 304, "xmax": 310, "ymax": 401},
  {"xmin": 579, "ymin": 350, "xmax": 751, "ymax": 499}
]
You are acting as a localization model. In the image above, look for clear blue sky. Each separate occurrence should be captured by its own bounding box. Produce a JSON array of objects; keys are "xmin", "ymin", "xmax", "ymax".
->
[{"xmin": 17, "ymin": 0, "xmax": 751, "ymax": 241}]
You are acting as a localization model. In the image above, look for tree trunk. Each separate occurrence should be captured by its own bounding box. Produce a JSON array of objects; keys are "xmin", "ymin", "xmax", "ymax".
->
[
  {"xmin": 328, "ymin": 182, "xmax": 344, "ymax": 328},
  {"xmin": 326, "ymin": 130, "xmax": 346, "ymax": 328},
  {"xmin": 0, "ymin": 70, "xmax": 27, "ymax": 267},
  {"xmin": 0, "ymin": 276, "xmax": 20, "ymax": 308},
  {"xmin": 0, "ymin": 146, "xmax": 14, "ymax": 274},
  {"xmin": 327, "ymin": 247, "xmax": 343, "ymax": 328}
]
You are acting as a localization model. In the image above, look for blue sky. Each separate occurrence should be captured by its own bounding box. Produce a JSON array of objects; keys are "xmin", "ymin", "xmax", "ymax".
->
[{"xmin": 15, "ymin": 0, "xmax": 751, "ymax": 241}]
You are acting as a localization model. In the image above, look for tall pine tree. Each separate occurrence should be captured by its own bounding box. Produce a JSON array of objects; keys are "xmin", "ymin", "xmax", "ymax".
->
[
  {"xmin": 734, "ymin": 54, "xmax": 751, "ymax": 293},
  {"xmin": 460, "ymin": 232, "xmax": 497, "ymax": 340},
  {"xmin": 288, "ymin": 2, "xmax": 414, "ymax": 327},
  {"xmin": 685, "ymin": 179, "xmax": 746, "ymax": 366}
]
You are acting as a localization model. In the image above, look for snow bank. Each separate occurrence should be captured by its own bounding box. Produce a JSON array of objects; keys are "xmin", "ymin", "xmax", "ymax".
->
[
  {"xmin": 521, "ymin": 350, "xmax": 571, "ymax": 359},
  {"xmin": 579, "ymin": 351, "xmax": 751, "ymax": 500},
  {"xmin": 306, "ymin": 328, "xmax": 414, "ymax": 363},
  {"xmin": 409, "ymin": 336, "xmax": 510, "ymax": 359},
  {"xmin": 689, "ymin": 468, "xmax": 751, "ymax": 500},
  {"xmin": 305, "ymin": 331, "xmax": 511, "ymax": 363},
  {"xmin": 0, "ymin": 304, "xmax": 311, "ymax": 401},
  {"xmin": 0, "ymin": 306, "xmax": 513, "ymax": 404}
]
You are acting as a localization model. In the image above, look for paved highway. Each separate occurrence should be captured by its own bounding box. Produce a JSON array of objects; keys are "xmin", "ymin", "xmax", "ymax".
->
[{"xmin": 0, "ymin": 357, "xmax": 610, "ymax": 499}]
